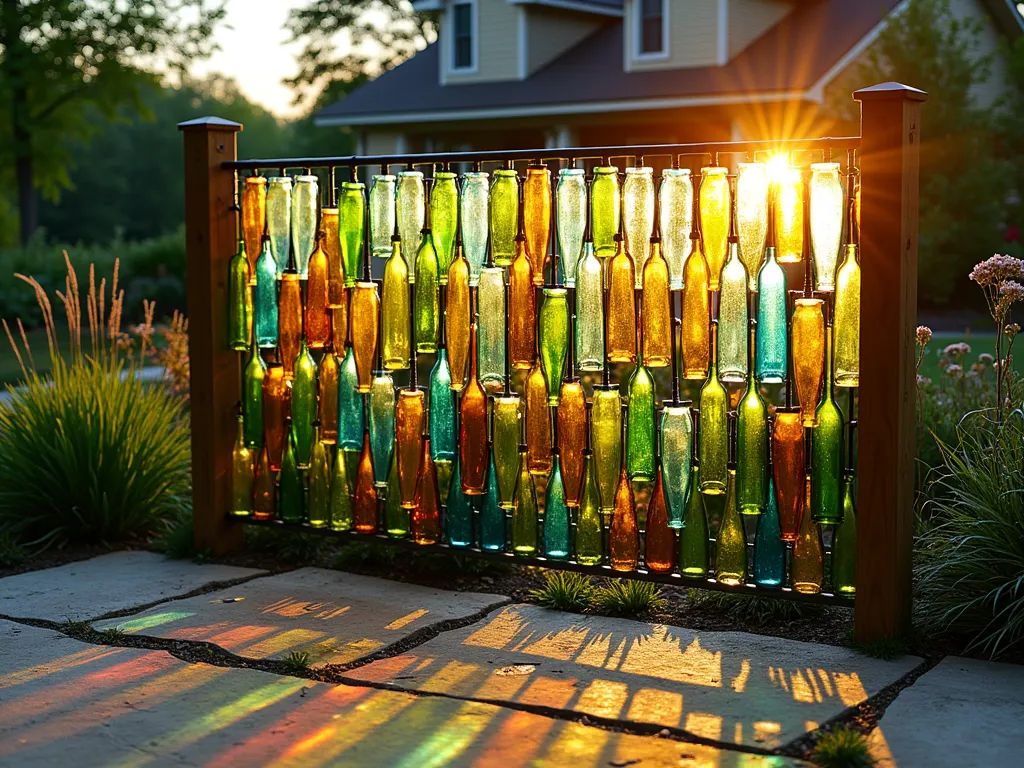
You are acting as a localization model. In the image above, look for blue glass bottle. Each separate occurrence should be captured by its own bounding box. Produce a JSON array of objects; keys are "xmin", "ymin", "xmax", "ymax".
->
[
  {"xmin": 338, "ymin": 345, "xmax": 364, "ymax": 452},
  {"xmin": 756, "ymin": 244, "xmax": 787, "ymax": 383},
  {"xmin": 429, "ymin": 347, "xmax": 456, "ymax": 463},
  {"xmin": 480, "ymin": 450, "xmax": 507, "ymax": 551},
  {"xmin": 254, "ymin": 235, "xmax": 278, "ymax": 348},
  {"xmin": 753, "ymin": 475, "xmax": 785, "ymax": 588},
  {"xmin": 447, "ymin": 460, "xmax": 473, "ymax": 547},
  {"xmin": 543, "ymin": 452, "xmax": 570, "ymax": 559}
]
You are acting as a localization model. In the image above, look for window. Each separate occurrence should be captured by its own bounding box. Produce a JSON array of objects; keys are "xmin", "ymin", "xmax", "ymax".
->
[
  {"xmin": 452, "ymin": 2, "xmax": 474, "ymax": 71},
  {"xmin": 639, "ymin": 0, "xmax": 666, "ymax": 56}
]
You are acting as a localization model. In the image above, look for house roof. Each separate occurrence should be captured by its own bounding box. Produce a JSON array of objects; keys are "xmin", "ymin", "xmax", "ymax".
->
[{"xmin": 316, "ymin": 0, "xmax": 1020, "ymax": 127}]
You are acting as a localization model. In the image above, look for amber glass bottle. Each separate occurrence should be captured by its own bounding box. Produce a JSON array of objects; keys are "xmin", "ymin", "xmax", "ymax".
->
[
  {"xmin": 278, "ymin": 264, "xmax": 302, "ymax": 379},
  {"xmin": 792, "ymin": 476, "xmax": 823, "ymax": 594},
  {"xmin": 557, "ymin": 380, "xmax": 586, "ymax": 507},
  {"xmin": 305, "ymin": 233, "xmax": 331, "ymax": 349},
  {"xmin": 525, "ymin": 361, "xmax": 552, "ymax": 475},
  {"xmin": 606, "ymin": 236, "xmax": 636, "ymax": 363},
  {"xmin": 396, "ymin": 388, "xmax": 426, "ymax": 510},
  {"xmin": 644, "ymin": 463, "xmax": 675, "ymax": 573},
  {"xmin": 773, "ymin": 410, "xmax": 806, "ymax": 542},
  {"xmin": 262, "ymin": 363, "xmax": 290, "ymax": 472},
  {"xmin": 641, "ymin": 239, "xmax": 672, "ymax": 368},
  {"xmin": 412, "ymin": 436, "xmax": 442, "ymax": 545},
  {"xmin": 609, "ymin": 417, "xmax": 639, "ymax": 572},
  {"xmin": 459, "ymin": 323, "xmax": 489, "ymax": 494},
  {"xmin": 523, "ymin": 165, "xmax": 551, "ymax": 285},
  {"xmin": 252, "ymin": 444, "xmax": 275, "ymax": 521},
  {"xmin": 446, "ymin": 244, "xmax": 471, "ymax": 391},
  {"xmin": 382, "ymin": 235, "xmax": 410, "ymax": 370},
  {"xmin": 351, "ymin": 281, "xmax": 380, "ymax": 393},
  {"xmin": 509, "ymin": 235, "xmax": 536, "ymax": 370},
  {"xmin": 354, "ymin": 431, "xmax": 378, "ymax": 534}
]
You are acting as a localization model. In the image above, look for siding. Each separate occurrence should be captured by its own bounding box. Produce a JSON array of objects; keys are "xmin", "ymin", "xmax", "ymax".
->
[
  {"xmin": 625, "ymin": 0, "xmax": 721, "ymax": 72},
  {"xmin": 948, "ymin": 0, "xmax": 1012, "ymax": 108},
  {"xmin": 525, "ymin": 7, "xmax": 604, "ymax": 76},
  {"xmin": 728, "ymin": 0, "xmax": 792, "ymax": 59},
  {"xmin": 441, "ymin": 0, "xmax": 521, "ymax": 85}
]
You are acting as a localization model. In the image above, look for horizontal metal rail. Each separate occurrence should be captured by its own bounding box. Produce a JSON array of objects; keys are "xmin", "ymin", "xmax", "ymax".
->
[
  {"xmin": 223, "ymin": 136, "xmax": 861, "ymax": 173},
  {"xmin": 231, "ymin": 515, "xmax": 853, "ymax": 608}
]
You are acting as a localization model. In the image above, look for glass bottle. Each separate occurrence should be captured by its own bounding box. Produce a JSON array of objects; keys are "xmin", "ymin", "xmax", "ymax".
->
[
  {"xmin": 660, "ymin": 403, "xmax": 693, "ymax": 529},
  {"xmin": 278, "ymin": 261, "xmax": 302, "ymax": 379},
  {"xmin": 254, "ymin": 235, "xmax": 278, "ymax": 348},
  {"xmin": 792, "ymin": 476, "xmax": 823, "ymax": 593},
  {"xmin": 228, "ymin": 238, "xmax": 251, "ymax": 351},
  {"xmin": 429, "ymin": 347, "xmax": 456, "ymax": 493},
  {"xmin": 490, "ymin": 169, "xmax": 519, "ymax": 266},
  {"xmin": 305, "ymin": 234, "xmax": 331, "ymax": 349},
  {"xmin": 699, "ymin": 167, "xmax": 730, "ymax": 290},
  {"xmin": 321, "ymin": 206, "xmax": 345, "ymax": 308},
  {"xmin": 338, "ymin": 181, "xmax": 365, "ymax": 285},
  {"xmin": 557, "ymin": 380, "xmax": 586, "ymax": 507},
  {"xmin": 262, "ymin": 363, "xmax": 289, "ymax": 471},
  {"xmin": 396, "ymin": 171, "xmax": 425, "ymax": 267},
  {"xmin": 556, "ymin": 168, "xmax": 586, "ymax": 286},
  {"xmin": 396, "ymin": 387, "xmax": 426, "ymax": 509},
  {"xmin": 645, "ymin": 464, "xmax": 674, "ymax": 573},
  {"xmin": 460, "ymin": 323, "xmax": 489, "ymax": 494},
  {"xmin": 447, "ymin": 244, "xmax": 471, "ymax": 391},
  {"xmin": 307, "ymin": 430, "xmax": 330, "ymax": 528},
  {"xmin": 512, "ymin": 444, "xmax": 538, "ymax": 555},
  {"xmin": 642, "ymin": 239, "xmax": 672, "ymax": 368},
  {"xmin": 369, "ymin": 173, "xmax": 396, "ymax": 259},
  {"xmin": 242, "ymin": 175, "xmax": 265, "ymax": 275},
  {"xmin": 231, "ymin": 414, "xmax": 254, "ymax": 517},
  {"xmin": 757, "ymin": 243, "xmax": 787, "ymax": 383},
  {"xmin": 737, "ymin": 328, "xmax": 767, "ymax": 513},
  {"xmin": 242, "ymin": 344, "xmax": 266, "ymax": 447},
  {"xmin": 834, "ymin": 243, "xmax": 861, "ymax": 387},
  {"xmin": 493, "ymin": 394, "xmax": 521, "ymax": 509},
  {"xmin": 524, "ymin": 165, "xmax": 551, "ymax": 285},
  {"xmin": 431, "ymin": 171, "xmax": 458, "ymax": 281},
  {"xmin": 833, "ymin": 474, "xmax": 857, "ymax": 596},
  {"xmin": 539, "ymin": 287, "xmax": 568, "ymax": 404},
  {"xmin": 279, "ymin": 427, "xmax": 304, "ymax": 524},
  {"xmin": 525, "ymin": 361, "xmax": 552, "ymax": 475},
  {"xmin": 715, "ymin": 469, "xmax": 747, "ymax": 586},
  {"xmin": 660, "ymin": 168, "xmax": 693, "ymax": 289},
  {"xmin": 609, "ymin": 448, "xmax": 638, "ymax": 572},
  {"xmin": 412, "ymin": 436, "xmax": 441, "ymax": 544},
  {"xmin": 351, "ymin": 281, "xmax": 379, "ymax": 392},
  {"xmin": 810, "ymin": 163, "xmax": 843, "ymax": 291},
  {"xmin": 775, "ymin": 167, "xmax": 803, "ymax": 264},
  {"xmin": 338, "ymin": 345, "xmax": 364, "ymax": 451},
  {"xmin": 753, "ymin": 475, "xmax": 784, "ymax": 588},
  {"xmin": 480, "ymin": 451, "xmax": 507, "ymax": 551},
  {"xmin": 330, "ymin": 444, "xmax": 353, "ymax": 532},
  {"xmin": 382, "ymin": 235, "xmax": 411, "ymax": 370},
  {"xmin": 369, "ymin": 370, "xmax": 396, "ymax": 487},
  {"xmin": 292, "ymin": 175, "xmax": 318, "ymax": 277},
  {"xmin": 736, "ymin": 162, "xmax": 769, "ymax": 288},
  {"xmin": 606, "ymin": 237, "xmax": 636, "ymax": 363},
  {"xmin": 812, "ymin": 332, "xmax": 843, "ymax": 525},
  {"xmin": 509, "ymin": 235, "xmax": 536, "ymax": 370},
  {"xmin": 698, "ymin": 325, "xmax": 728, "ymax": 494},
  {"xmin": 332, "ymin": 304, "xmax": 348, "ymax": 360},
  {"xmin": 414, "ymin": 225, "xmax": 440, "ymax": 355},
  {"xmin": 354, "ymin": 431, "xmax": 378, "ymax": 533},
  {"xmin": 543, "ymin": 451, "xmax": 570, "ymax": 559},
  {"xmin": 679, "ymin": 465, "xmax": 709, "ymax": 578},
  {"xmin": 718, "ymin": 239, "xmax": 748, "ymax": 383},
  {"xmin": 383, "ymin": 450, "xmax": 407, "ymax": 536},
  {"xmin": 792, "ymin": 298, "xmax": 825, "ymax": 427},
  {"xmin": 318, "ymin": 350, "xmax": 339, "ymax": 444},
  {"xmin": 575, "ymin": 450, "xmax": 603, "ymax": 565},
  {"xmin": 591, "ymin": 386, "xmax": 622, "ymax": 513},
  {"xmin": 623, "ymin": 166, "xmax": 655, "ymax": 286},
  {"xmin": 447, "ymin": 461, "xmax": 472, "ymax": 547},
  {"xmin": 591, "ymin": 165, "xmax": 620, "ymax": 259},
  {"xmin": 461, "ymin": 171, "xmax": 489, "ymax": 284},
  {"xmin": 681, "ymin": 241, "xmax": 710, "ymax": 379},
  {"xmin": 266, "ymin": 175, "xmax": 291, "ymax": 278},
  {"xmin": 253, "ymin": 444, "xmax": 275, "ymax": 521},
  {"xmin": 773, "ymin": 411, "xmax": 806, "ymax": 542},
  {"xmin": 477, "ymin": 266, "xmax": 507, "ymax": 387},
  {"xmin": 575, "ymin": 241, "xmax": 604, "ymax": 371},
  {"xmin": 291, "ymin": 341, "xmax": 317, "ymax": 468},
  {"xmin": 627, "ymin": 348, "xmax": 655, "ymax": 482}
]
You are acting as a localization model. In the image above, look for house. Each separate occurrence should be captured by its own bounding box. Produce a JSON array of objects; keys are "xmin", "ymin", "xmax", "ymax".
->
[{"xmin": 314, "ymin": 0, "xmax": 1024, "ymax": 153}]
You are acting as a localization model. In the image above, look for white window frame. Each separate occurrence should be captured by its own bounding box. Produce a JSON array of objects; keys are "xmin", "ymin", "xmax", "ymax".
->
[
  {"xmin": 448, "ymin": 0, "xmax": 479, "ymax": 74},
  {"xmin": 633, "ymin": 0, "xmax": 669, "ymax": 61}
]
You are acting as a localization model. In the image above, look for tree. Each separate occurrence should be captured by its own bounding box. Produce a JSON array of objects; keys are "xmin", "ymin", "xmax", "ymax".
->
[{"xmin": 0, "ymin": 0, "xmax": 226, "ymax": 244}]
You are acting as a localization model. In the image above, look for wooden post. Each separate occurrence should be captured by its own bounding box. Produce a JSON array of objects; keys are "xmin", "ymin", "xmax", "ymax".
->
[
  {"xmin": 179, "ymin": 116, "xmax": 245, "ymax": 556},
  {"xmin": 853, "ymin": 83, "xmax": 926, "ymax": 643}
]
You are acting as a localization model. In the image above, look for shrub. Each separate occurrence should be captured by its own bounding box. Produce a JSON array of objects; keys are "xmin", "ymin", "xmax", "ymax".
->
[
  {"xmin": 0, "ymin": 257, "xmax": 191, "ymax": 549},
  {"xmin": 813, "ymin": 726, "xmax": 873, "ymax": 768},
  {"xmin": 593, "ymin": 580, "xmax": 666, "ymax": 617},
  {"xmin": 529, "ymin": 571, "xmax": 595, "ymax": 612}
]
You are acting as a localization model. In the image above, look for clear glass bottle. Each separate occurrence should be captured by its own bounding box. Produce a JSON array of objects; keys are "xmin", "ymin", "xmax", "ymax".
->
[
  {"xmin": 369, "ymin": 174, "xmax": 396, "ymax": 258},
  {"xmin": 461, "ymin": 171, "xmax": 489, "ymax": 285},
  {"xmin": 660, "ymin": 403, "xmax": 693, "ymax": 529},
  {"xmin": 623, "ymin": 166, "xmax": 655, "ymax": 286},
  {"xmin": 575, "ymin": 241, "xmax": 605, "ymax": 371},
  {"xmin": 396, "ymin": 171, "xmax": 425, "ymax": 265},
  {"xmin": 292, "ymin": 174, "xmax": 319, "ymax": 278},
  {"xmin": 718, "ymin": 238, "xmax": 749, "ymax": 383},
  {"xmin": 810, "ymin": 163, "xmax": 843, "ymax": 291},
  {"xmin": 736, "ymin": 162, "xmax": 769, "ymax": 289},
  {"xmin": 660, "ymin": 168, "xmax": 693, "ymax": 289},
  {"xmin": 477, "ymin": 266, "xmax": 506, "ymax": 387},
  {"xmin": 266, "ymin": 175, "xmax": 292, "ymax": 278},
  {"xmin": 556, "ymin": 168, "xmax": 586, "ymax": 286}
]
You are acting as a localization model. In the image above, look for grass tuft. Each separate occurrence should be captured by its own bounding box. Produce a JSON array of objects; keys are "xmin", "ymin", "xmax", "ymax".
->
[
  {"xmin": 687, "ymin": 589, "xmax": 826, "ymax": 624},
  {"xmin": 813, "ymin": 726, "xmax": 873, "ymax": 768},
  {"xmin": 594, "ymin": 580, "xmax": 666, "ymax": 618},
  {"xmin": 151, "ymin": 510, "xmax": 204, "ymax": 560},
  {"xmin": 283, "ymin": 650, "xmax": 312, "ymax": 673},
  {"xmin": 99, "ymin": 625, "xmax": 127, "ymax": 643},
  {"xmin": 61, "ymin": 618, "xmax": 91, "ymax": 635},
  {"xmin": 529, "ymin": 571, "xmax": 595, "ymax": 612},
  {"xmin": 0, "ymin": 530, "xmax": 25, "ymax": 567}
]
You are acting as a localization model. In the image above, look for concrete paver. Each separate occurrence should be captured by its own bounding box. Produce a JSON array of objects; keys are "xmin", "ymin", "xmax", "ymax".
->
[
  {"xmin": 0, "ymin": 551, "xmax": 265, "ymax": 622},
  {"xmin": 871, "ymin": 656, "xmax": 1024, "ymax": 768},
  {"xmin": 1, "ymin": 620, "xmax": 808, "ymax": 767},
  {"xmin": 93, "ymin": 567, "xmax": 510, "ymax": 667},
  {"xmin": 344, "ymin": 603, "xmax": 922, "ymax": 750}
]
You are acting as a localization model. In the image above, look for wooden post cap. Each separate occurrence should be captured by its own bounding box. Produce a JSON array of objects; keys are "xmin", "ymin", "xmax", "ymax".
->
[
  {"xmin": 177, "ymin": 116, "xmax": 243, "ymax": 132},
  {"xmin": 853, "ymin": 82, "xmax": 928, "ymax": 102}
]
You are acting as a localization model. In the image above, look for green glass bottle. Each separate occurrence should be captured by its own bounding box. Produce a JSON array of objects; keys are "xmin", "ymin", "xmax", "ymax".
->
[
  {"xmin": 756, "ymin": 244, "xmax": 787, "ymax": 384},
  {"xmin": 447, "ymin": 461, "xmax": 473, "ymax": 547},
  {"xmin": 715, "ymin": 468, "xmax": 747, "ymax": 586},
  {"xmin": 480, "ymin": 451, "xmax": 507, "ymax": 551},
  {"xmin": 307, "ymin": 430, "xmax": 330, "ymax": 528},
  {"xmin": 627, "ymin": 347, "xmax": 656, "ymax": 482},
  {"xmin": 512, "ymin": 444, "xmax": 538, "ymax": 555},
  {"xmin": 340, "ymin": 181, "xmax": 365, "ymax": 287},
  {"xmin": 431, "ymin": 171, "xmax": 458, "ymax": 282},
  {"xmin": 369, "ymin": 371, "xmax": 396, "ymax": 487},
  {"xmin": 812, "ymin": 332, "xmax": 844, "ymax": 524},
  {"xmin": 544, "ymin": 452, "xmax": 570, "ymax": 559},
  {"xmin": 254, "ymin": 235, "xmax": 278, "ymax": 348},
  {"xmin": 591, "ymin": 386, "xmax": 622, "ymax": 513},
  {"xmin": 679, "ymin": 465, "xmax": 709, "ymax": 578},
  {"xmin": 231, "ymin": 413, "xmax": 254, "ymax": 517},
  {"xmin": 698, "ymin": 324, "xmax": 728, "ymax": 494},
  {"xmin": 718, "ymin": 239, "xmax": 749, "ymax": 383},
  {"xmin": 383, "ymin": 449, "xmax": 408, "ymax": 537},
  {"xmin": 329, "ymin": 444, "xmax": 354, "ymax": 531},
  {"xmin": 477, "ymin": 266, "xmax": 507, "ymax": 388},
  {"xmin": 737, "ymin": 327, "xmax": 767, "ymax": 513},
  {"xmin": 490, "ymin": 169, "xmax": 519, "ymax": 266},
  {"xmin": 575, "ymin": 450, "xmax": 603, "ymax": 565},
  {"xmin": 228, "ymin": 238, "xmax": 251, "ymax": 351},
  {"xmin": 338, "ymin": 345, "xmax": 364, "ymax": 452},
  {"xmin": 242, "ymin": 343, "xmax": 266, "ymax": 447},
  {"xmin": 291, "ymin": 341, "xmax": 317, "ymax": 469},
  {"xmin": 279, "ymin": 425, "xmax": 305, "ymax": 524},
  {"xmin": 493, "ymin": 395, "xmax": 521, "ymax": 509},
  {"xmin": 591, "ymin": 166, "xmax": 620, "ymax": 259},
  {"xmin": 414, "ymin": 221, "xmax": 439, "ymax": 354},
  {"xmin": 753, "ymin": 475, "xmax": 784, "ymax": 588},
  {"xmin": 833, "ymin": 473, "xmax": 857, "ymax": 596},
  {"xmin": 429, "ymin": 348, "xmax": 456, "ymax": 463},
  {"xmin": 660, "ymin": 403, "xmax": 692, "ymax": 529},
  {"xmin": 539, "ymin": 287, "xmax": 568, "ymax": 405},
  {"xmin": 575, "ymin": 242, "xmax": 605, "ymax": 371}
]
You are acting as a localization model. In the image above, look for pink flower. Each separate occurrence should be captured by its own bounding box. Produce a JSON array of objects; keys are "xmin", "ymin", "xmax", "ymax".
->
[
  {"xmin": 1000, "ymin": 280, "xmax": 1024, "ymax": 303},
  {"xmin": 969, "ymin": 254, "xmax": 1024, "ymax": 287},
  {"xmin": 916, "ymin": 325, "xmax": 932, "ymax": 345}
]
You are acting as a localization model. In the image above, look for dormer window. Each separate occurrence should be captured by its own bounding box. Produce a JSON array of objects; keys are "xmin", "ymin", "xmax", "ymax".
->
[
  {"xmin": 452, "ymin": 1, "xmax": 475, "ymax": 71},
  {"xmin": 637, "ymin": 0, "xmax": 668, "ymax": 58}
]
